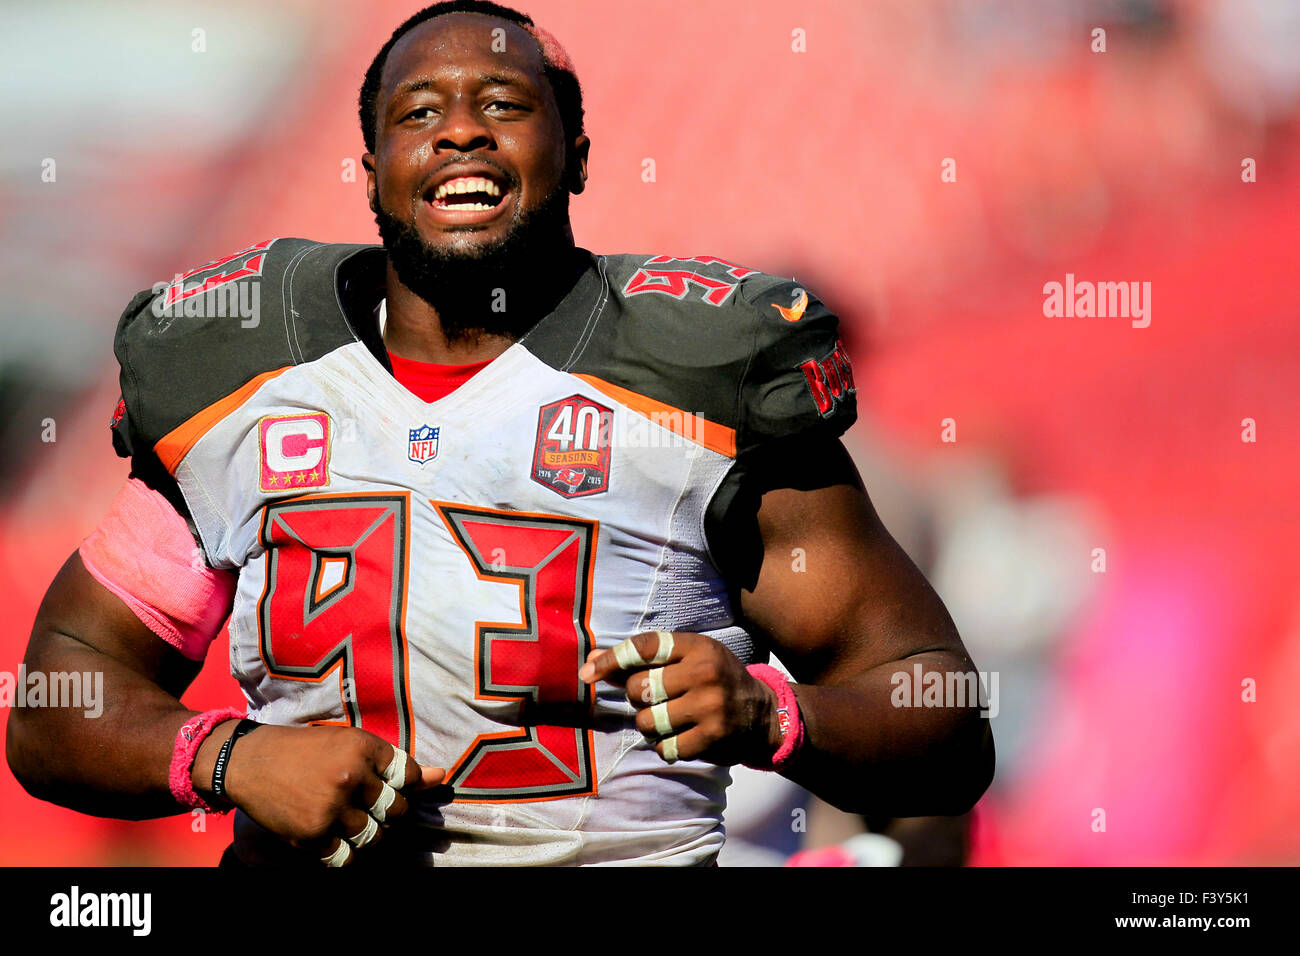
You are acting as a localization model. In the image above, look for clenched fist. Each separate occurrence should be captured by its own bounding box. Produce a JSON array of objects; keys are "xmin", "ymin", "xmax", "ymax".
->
[{"xmin": 197, "ymin": 723, "xmax": 444, "ymax": 866}]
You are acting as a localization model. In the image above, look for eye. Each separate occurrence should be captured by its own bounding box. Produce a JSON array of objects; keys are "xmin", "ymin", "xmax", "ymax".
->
[
  {"xmin": 401, "ymin": 106, "xmax": 436, "ymax": 122},
  {"xmin": 487, "ymin": 100, "xmax": 526, "ymax": 113}
]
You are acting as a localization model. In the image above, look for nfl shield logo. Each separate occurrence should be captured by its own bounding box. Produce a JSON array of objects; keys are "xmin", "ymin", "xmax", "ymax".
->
[{"xmin": 408, "ymin": 425, "xmax": 440, "ymax": 465}]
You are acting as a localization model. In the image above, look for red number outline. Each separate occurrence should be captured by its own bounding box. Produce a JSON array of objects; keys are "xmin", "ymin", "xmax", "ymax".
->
[
  {"xmin": 255, "ymin": 493, "xmax": 599, "ymax": 802},
  {"xmin": 256, "ymin": 491, "xmax": 414, "ymax": 751},
  {"xmin": 435, "ymin": 503, "xmax": 599, "ymax": 803},
  {"xmin": 621, "ymin": 255, "xmax": 758, "ymax": 307},
  {"xmin": 161, "ymin": 238, "xmax": 275, "ymax": 309}
]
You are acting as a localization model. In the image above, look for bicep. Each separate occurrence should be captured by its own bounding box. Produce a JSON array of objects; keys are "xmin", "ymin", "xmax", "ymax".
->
[
  {"xmin": 29, "ymin": 552, "xmax": 203, "ymax": 699},
  {"xmin": 9, "ymin": 476, "xmax": 236, "ymax": 812},
  {"xmin": 733, "ymin": 441, "xmax": 967, "ymax": 685}
]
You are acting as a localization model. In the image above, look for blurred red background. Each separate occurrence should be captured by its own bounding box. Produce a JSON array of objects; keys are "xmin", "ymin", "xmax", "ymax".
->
[{"xmin": 1, "ymin": 0, "xmax": 1297, "ymax": 864}]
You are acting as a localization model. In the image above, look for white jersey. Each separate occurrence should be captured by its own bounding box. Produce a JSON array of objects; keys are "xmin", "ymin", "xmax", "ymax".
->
[{"xmin": 108, "ymin": 239, "xmax": 858, "ymax": 865}]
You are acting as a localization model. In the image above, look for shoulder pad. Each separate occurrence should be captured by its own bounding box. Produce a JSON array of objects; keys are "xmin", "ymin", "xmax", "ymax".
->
[
  {"xmin": 111, "ymin": 238, "xmax": 384, "ymax": 469},
  {"xmin": 565, "ymin": 254, "xmax": 856, "ymax": 456},
  {"xmin": 733, "ymin": 269, "xmax": 857, "ymax": 451}
]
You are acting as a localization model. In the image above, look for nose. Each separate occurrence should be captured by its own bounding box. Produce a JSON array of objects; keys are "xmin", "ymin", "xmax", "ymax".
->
[{"xmin": 434, "ymin": 96, "xmax": 493, "ymax": 153}]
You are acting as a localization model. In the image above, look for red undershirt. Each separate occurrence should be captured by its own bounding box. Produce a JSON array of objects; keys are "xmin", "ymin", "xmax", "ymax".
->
[{"xmin": 387, "ymin": 349, "xmax": 492, "ymax": 403}]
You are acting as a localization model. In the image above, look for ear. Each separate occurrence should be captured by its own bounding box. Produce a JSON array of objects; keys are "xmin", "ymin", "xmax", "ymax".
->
[
  {"xmin": 568, "ymin": 134, "xmax": 590, "ymax": 195},
  {"xmin": 362, "ymin": 153, "xmax": 379, "ymax": 214}
]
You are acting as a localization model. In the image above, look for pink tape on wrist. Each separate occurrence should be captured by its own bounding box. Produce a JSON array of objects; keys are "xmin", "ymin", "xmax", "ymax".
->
[
  {"xmin": 744, "ymin": 663, "xmax": 805, "ymax": 771},
  {"xmin": 169, "ymin": 708, "xmax": 244, "ymax": 812}
]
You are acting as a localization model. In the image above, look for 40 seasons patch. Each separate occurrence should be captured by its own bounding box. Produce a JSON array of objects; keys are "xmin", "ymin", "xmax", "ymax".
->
[
  {"xmin": 533, "ymin": 395, "xmax": 613, "ymax": 498},
  {"xmin": 409, "ymin": 424, "xmax": 440, "ymax": 465},
  {"xmin": 258, "ymin": 413, "xmax": 331, "ymax": 493}
]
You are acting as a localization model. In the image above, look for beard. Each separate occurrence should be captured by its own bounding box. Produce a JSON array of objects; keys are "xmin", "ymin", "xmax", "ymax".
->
[{"xmin": 374, "ymin": 181, "xmax": 576, "ymax": 343}]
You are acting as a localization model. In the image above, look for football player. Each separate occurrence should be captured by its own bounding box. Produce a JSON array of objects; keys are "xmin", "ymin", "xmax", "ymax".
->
[{"xmin": 6, "ymin": 0, "xmax": 993, "ymax": 866}]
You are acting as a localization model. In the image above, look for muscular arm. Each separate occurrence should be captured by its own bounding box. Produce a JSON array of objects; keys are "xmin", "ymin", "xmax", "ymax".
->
[
  {"xmin": 735, "ymin": 440, "xmax": 994, "ymax": 817},
  {"xmin": 7, "ymin": 550, "xmax": 440, "ymax": 861},
  {"xmin": 5, "ymin": 552, "xmax": 221, "ymax": 818},
  {"xmin": 583, "ymin": 439, "xmax": 995, "ymax": 818}
]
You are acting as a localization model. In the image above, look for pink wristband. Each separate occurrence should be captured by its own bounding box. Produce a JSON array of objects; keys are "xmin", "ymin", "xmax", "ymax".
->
[
  {"xmin": 744, "ymin": 664, "xmax": 805, "ymax": 771},
  {"xmin": 169, "ymin": 707, "xmax": 244, "ymax": 812}
]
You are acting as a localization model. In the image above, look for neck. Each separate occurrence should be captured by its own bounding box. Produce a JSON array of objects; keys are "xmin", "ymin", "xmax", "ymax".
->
[{"xmin": 382, "ymin": 241, "xmax": 582, "ymax": 364}]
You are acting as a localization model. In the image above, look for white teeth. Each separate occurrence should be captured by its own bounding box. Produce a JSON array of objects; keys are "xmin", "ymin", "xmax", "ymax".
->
[{"xmin": 434, "ymin": 176, "xmax": 503, "ymax": 200}]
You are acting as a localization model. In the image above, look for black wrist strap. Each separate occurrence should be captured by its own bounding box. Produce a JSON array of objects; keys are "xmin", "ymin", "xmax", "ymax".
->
[{"xmin": 211, "ymin": 719, "xmax": 260, "ymax": 806}]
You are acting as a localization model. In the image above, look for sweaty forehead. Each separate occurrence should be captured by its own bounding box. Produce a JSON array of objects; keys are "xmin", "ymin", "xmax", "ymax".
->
[{"xmin": 381, "ymin": 14, "xmax": 547, "ymax": 95}]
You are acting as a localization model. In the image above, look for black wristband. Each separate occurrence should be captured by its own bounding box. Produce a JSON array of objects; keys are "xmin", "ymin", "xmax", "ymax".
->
[{"xmin": 211, "ymin": 719, "xmax": 260, "ymax": 806}]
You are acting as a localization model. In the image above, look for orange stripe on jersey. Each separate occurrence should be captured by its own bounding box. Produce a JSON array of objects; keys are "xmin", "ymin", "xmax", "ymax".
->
[
  {"xmin": 572, "ymin": 374, "xmax": 736, "ymax": 459},
  {"xmin": 154, "ymin": 366, "xmax": 292, "ymax": 473}
]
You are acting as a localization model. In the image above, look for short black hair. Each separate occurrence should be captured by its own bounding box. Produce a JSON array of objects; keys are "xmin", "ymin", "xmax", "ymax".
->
[{"xmin": 359, "ymin": 1, "xmax": 585, "ymax": 157}]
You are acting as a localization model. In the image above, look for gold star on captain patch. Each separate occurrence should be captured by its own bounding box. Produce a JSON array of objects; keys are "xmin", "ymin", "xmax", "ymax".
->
[
  {"xmin": 267, "ymin": 474, "xmax": 280, "ymax": 486},
  {"xmin": 295, "ymin": 472, "xmax": 306, "ymax": 484},
  {"xmin": 309, "ymin": 470, "xmax": 320, "ymax": 481}
]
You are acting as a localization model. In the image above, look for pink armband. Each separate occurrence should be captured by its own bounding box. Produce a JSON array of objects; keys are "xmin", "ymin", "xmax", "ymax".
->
[
  {"xmin": 79, "ymin": 477, "xmax": 236, "ymax": 661},
  {"xmin": 169, "ymin": 707, "xmax": 244, "ymax": 812},
  {"xmin": 744, "ymin": 664, "xmax": 806, "ymax": 771}
]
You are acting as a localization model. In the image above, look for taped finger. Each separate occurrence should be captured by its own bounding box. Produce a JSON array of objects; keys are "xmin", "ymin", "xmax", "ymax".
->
[
  {"xmin": 321, "ymin": 839, "xmax": 353, "ymax": 868},
  {"xmin": 613, "ymin": 637, "xmax": 649, "ymax": 670},
  {"xmin": 649, "ymin": 631, "xmax": 675, "ymax": 664},
  {"xmin": 612, "ymin": 631, "xmax": 675, "ymax": 670},
  {"xmin": 381, "ymin": 747, "xmax": 408, "ymax": 787},
  {"xmin": 347, "ymin": 814, "xmax": 380, "ymax": 849},
  {"xmin": 646, "ymin": 667, "xmax": 669, "ymax": 705},
  {"xmin": 369, "ymin": 782, "xmax": 398, "ymax": 824},
  {"xmin": 651, "ymin": 701, "xmax": 674, "ymax": 737}
]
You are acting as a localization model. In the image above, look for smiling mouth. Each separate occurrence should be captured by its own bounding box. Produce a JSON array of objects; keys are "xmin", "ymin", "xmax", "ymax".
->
[{"xmin": 427, "ymin": 175, "xmax": 506, "ymax": 212}]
